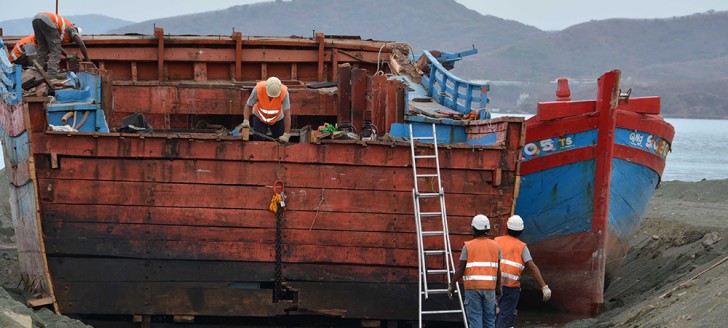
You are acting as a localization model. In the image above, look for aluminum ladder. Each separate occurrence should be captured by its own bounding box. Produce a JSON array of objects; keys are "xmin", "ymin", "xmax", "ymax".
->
[{"xmin": 408, "ymin": 124, "xmax": 468, "ymax": 327}]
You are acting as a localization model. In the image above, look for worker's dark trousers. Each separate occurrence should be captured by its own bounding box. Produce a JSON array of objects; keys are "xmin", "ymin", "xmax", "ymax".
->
[
  {"xmin": 13, "ymin": 55, "xmax": 32, "ymax": 68},
  {"xmin": 32, "ymin": 18, "xmax": 64, "ymax": 79},
  {"xmin": 495, "ymin": 286, "xmax": 520, "ymax": 328},
  {"xmin": 251, "ymin": 115, "xmax": 284, "ymax": 141}
]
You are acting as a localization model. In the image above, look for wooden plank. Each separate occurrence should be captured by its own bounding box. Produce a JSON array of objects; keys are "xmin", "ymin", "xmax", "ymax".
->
[
  {"xmin": 337, "ymin": 64, "xmax": 352, "ymax": 124},
  {"xmin": 53, "ymin": 281, "xmax": 289, "ymax": 316},
  {"xmin": 41, "ymin": 204, "xmax": 477, "ymax": 234},
  {"xmin": 47, "ymin": 258, "xmax": 417, "ymax": 283},
  {"xmin": 44, "ymin": 236, "xmax": 418, "ymax": 265},
  {"xmin": 37, "ymin": 179, "xmax": 513, "ymax": 217},
  {"xmin": 43, "ymin": 157, "xmax": 495, "ymax": 194},
  {"xmin": 31, "ymin": 133, "xmax": 518, "ymax": 171},
  {"xmin": 350, "ymin": 69, "xmax": 367, "ymax": 133},
  {"xmin": 42, "ymin": 221, "xmax": 470, "ymax": 250}
]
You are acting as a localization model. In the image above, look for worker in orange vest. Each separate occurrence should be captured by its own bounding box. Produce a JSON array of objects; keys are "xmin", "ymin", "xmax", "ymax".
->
[
  {"xmin": 8, "ymin": 34, "xmax": 38, "ymax": 67},
  {"xmin": 494, "ymin": 215, "xmax": 551, "ymax": 328},
  {"xmin": 449, "ymin": 214, "xmax": 501, "ymax": 328},
  {"xmin": 242, "ymin": 77, "xmax": 292, "ymax": 142},
  {"xmin": 31, "ymin": 12, "xmax": 89, "ymax": 80}
]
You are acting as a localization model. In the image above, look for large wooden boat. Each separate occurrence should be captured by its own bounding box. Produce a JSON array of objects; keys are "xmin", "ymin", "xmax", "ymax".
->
[
  {"xmin": 0, "ymin": 29, "xmax": 524, "ymax": 323},
  {"xmin": 515, "ymin": 73, "xmax": 675, "ymax": 314}
]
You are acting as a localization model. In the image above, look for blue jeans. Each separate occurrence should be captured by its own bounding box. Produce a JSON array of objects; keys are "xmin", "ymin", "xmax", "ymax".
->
[
  {"xmin": 496, "ymin": 286, "xmax": 521, "ymax": 328},
  {"xmin": 464, "ymin": 289, "xmax": 497, "ymax": 328}
]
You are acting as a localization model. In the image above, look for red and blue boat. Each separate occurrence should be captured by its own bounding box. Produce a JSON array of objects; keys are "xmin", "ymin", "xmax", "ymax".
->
[
  {"xmin": 515, "ymin": 71, "xmax": 674, "ymax": 314},
  {"xmin": 392, "ymin": 52, "xmax": 674, "ymax": 315}
]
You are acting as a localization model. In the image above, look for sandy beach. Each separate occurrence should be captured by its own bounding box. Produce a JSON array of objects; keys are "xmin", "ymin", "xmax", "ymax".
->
[{"xmin": 0, "ymin": 168, "xmax": 726, "ymax": 327}]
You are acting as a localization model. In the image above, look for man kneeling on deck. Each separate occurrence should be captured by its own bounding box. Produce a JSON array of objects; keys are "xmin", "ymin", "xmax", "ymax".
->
[
  {"xmin": 242, "ymin": 77, "xmax": 292, "ymax": 142},
  {"xmin": 494, "ymin": 215, "xmax": 551, "ymax": 328},
  {"xmin": 449, "ymin": 214, "xmax": 501, "ymax": 328}
]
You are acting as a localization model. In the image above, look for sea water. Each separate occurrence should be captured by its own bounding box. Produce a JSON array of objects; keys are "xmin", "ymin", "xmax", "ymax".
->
[{"xmin": 0, "ymin": 118, "xmax": 726, "ymax": 181}]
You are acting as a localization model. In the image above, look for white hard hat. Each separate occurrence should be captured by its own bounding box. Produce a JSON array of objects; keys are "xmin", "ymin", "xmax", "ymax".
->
[
  {"xmin": 74, "ymin": 25, "xmax": 83, "ymax": 35},
  {"xmin": 471, "ymin": 214, "xmax": 490, "ymax": 230},
  {"xmin": 507, "ymin": 215, "xmax": 524, "ymax": 231},
  {"xmin": 265, "ymin": 77, "xmax": 282, "ymax": 98}
]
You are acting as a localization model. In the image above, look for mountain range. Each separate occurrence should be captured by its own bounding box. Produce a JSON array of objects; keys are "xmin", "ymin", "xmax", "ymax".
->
[{"xmin": 2, "ymin": 0, "xmax": 726, "ymax": 118}]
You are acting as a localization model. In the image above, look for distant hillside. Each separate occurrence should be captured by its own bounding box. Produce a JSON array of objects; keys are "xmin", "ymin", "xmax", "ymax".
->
[
  {"xmin": 111, "ymin": 0, "xmax": 544, "ymax": 53},
  {"xmin": 478, "ymin": 11, "xmax": 728, "ymax": 82},
  {"xmin": 0, "ymin": 14, "xmax": 134, "ymax": 35}
]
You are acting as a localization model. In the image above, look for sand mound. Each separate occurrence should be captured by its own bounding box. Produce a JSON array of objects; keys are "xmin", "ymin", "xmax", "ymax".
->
[{"xmin": 566, "ymin": 180, "xmax": 728, "ymax": 328}]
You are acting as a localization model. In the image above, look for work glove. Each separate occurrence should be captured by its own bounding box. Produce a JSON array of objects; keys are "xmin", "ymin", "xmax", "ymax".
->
[
  {"xmin": 542, "ymin": 285, "xmax": 552, "ymax": 302},
  {"xmin": 278, "ymin": 133, "xmax": 291, "ymax": 143},
  {"xmin": 241, "ymin": 119, "xmax": 250, "ymax": 128},
  {"xmin": 447, "ymin": 283, "xmax": 455, "ymax": 300}
]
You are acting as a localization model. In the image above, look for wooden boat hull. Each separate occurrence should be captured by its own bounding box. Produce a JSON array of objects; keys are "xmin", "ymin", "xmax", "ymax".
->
[
  {"xmin": 1, "ymin": 31, "xmax": 526, "ymax": 320},
  {"xmin": 515, "ymin": 71, "xmax": 674, "ymax": 315}
]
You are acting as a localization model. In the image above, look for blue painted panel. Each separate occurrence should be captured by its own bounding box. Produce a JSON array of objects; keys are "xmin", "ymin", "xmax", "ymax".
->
[
  {"xmin": 54, "ymin": 87, "xmax": 92, "ymax": 103},
  {"xmin": 466, "ymin": 133, "xmax": 497, "ymax": 146},
  {"xmin": 614, "ymin": 128, "xmax": 670, "ymax": 159},
  {"xmin": 607, "ymin": 158, "xmax": 660, "ymax": 242},
  {"xmin": 521, "ymin": 129, "xmax": 598, "ymax": 161},
  {"xmin": 0, "ymin": 130, "xmax": 30, "ymax": 165},
  {"xmin": 390, "ymin": 122, "xmax": 467, "ymax": 144},
  {"xmin": 515, "ymin": 160, "xmax": 596, "ymax": 244}
]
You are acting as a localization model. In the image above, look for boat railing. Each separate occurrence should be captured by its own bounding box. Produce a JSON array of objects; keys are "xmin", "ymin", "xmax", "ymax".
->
[{"xmin": 421, "ymin": 50, "xmax": 489, "ymax": 116}]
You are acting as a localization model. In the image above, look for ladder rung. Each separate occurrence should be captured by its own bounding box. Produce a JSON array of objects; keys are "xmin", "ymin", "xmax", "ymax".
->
[
  {"xmin": 421, "ymin": 230, "xmax": 444, "ymax": 237},
  {"xmin": 426, "ymin": 269, "xmax": 452, "ymax": 274},
  {"xmin": 422, "ymin": 289, "xmax": 450, "ymax": 294},
  {"xmin": 416, "ymin": 174, "xmax": 438, "ymax": 178},
  {"xmin": 424, "ymin": 250, "xmax": 447, "ymax": 256},
  {"xmin": 416, "ymin": 193, "xmax": 440, "ymax": 198},
  {"xmin": 422, "ymin": 309, "xmax": 464, "ymax": 315},
  {"xmin": 412, "ymin": 136, "xmax": 435, "ymax": 141},
  {"xmin": 414, "ymin": 155, "xmax": 437, "ymax": 159},
  {"xmin": 420, "ymin": 211, "xmax": 442, "ymax": 217}
]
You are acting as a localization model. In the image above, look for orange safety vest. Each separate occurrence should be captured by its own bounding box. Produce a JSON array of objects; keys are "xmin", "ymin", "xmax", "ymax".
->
[
  {"xmin": 495, "ymin": 235, "xmax": 527, "ymax": 287},
  {"xmin": 10, "ymin": 35, "xmax": 37, "ymax": 63},
  {"xmin": 253, "ymin": 81, "xmax": 288, "ymax": 125},
  {"xmin": 40, "ymin": 12, "xmax": 74, "ymax": 44},
  {"xmin": 463, "ymin": 237, "xmax": 500, "ymax": 290}
]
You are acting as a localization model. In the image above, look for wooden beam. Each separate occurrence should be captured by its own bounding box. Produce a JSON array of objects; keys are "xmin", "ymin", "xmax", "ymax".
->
[
  {"xmin": 154, "ymin": 27, "xmax": 165, "ymax": 81},
  {"xmin": 316, "ymin": 32, "xmax": 325, "ymax": 81}
]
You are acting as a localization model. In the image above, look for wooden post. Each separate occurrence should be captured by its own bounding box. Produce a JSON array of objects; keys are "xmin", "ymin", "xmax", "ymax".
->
[
  {"xmin": 337, "ymin": 64, "xmax": 352, "ymax": 124},
  {"xmin": 154, "ymin": 27, "xmax": 165, "ymax": 81},
  {"xmin": 316, "ymin": 32, "xmax": 325, "ymax": 81},
  {"xmin": 234, "ymin": 31, "xmax": 242, "ymax": 81},
  {"xmin": 351, "ymin": 68, "xmax": 367, "ymax": 132}
]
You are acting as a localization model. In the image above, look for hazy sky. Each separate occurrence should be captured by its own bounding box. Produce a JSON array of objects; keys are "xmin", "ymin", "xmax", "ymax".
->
[{"xmin": 1, "ymin": 0, "xmax": 726, "ymax": 31}]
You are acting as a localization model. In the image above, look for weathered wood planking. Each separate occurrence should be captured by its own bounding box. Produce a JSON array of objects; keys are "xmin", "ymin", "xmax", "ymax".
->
[
  {"xmin": 38, "ymin": 157, "xmax": 498, "ymax": 194},
  {"xmin": 41, "ymin": 204, "xmax": 477, "ymax": 234},
  {"xmin": 37, "ymin": 179, "xmax": 513, "ymax": 217},
  {"xmin": 31, "ymin": 134, "xmax": 519, "ymax": 172},
  {"xmin": 47, "ymin": 258, "xmax": 417, "ymax": 284},
  {"xmin": 51, "ymin": 280, "xmax": 432, "ymax": 318},
  {"xmin": 43, "ymin": 221, "xmax": 471, "ymax": 250}
]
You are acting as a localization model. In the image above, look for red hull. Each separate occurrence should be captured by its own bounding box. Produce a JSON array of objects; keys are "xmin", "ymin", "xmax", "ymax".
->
[{"xmin": 2, "ymin": 31, "xmax": 526, "ymax": 320}]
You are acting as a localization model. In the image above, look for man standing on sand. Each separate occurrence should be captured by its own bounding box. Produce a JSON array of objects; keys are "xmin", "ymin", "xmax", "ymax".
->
[
  {"xmin": 448, "ymin": 214, "xmax": 501, "ymax": 328},
  {"xmin": 32, "ymin": 12, "xmax": 89, "ymax": 80},
  {"xmin": 494, "ymin": 215, "xmax": 551, "ymax": 328},
  {"xmin": 242, "ymin": 76, "xmax": 292, "ymax": 142}
]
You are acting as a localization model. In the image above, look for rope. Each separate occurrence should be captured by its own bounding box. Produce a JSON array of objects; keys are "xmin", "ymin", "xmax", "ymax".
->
[{"xmin": 309, "ymin": 188, "xmax": 328, "ymax": 230}]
